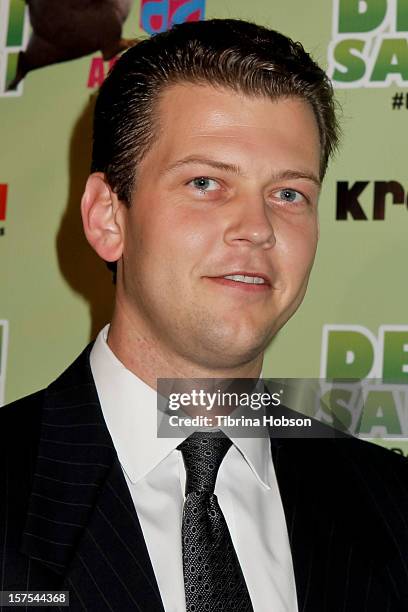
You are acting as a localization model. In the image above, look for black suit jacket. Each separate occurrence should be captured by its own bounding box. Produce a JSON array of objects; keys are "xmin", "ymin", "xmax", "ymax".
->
[{"xmin": 1, "ymin": 345, "xmax": 408, "ymax": 611}]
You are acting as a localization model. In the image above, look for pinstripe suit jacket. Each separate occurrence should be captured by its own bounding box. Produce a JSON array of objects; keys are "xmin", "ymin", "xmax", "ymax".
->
[{"xmin": 1, "ymin": 344, "xmax": 408, "ymax": 612}]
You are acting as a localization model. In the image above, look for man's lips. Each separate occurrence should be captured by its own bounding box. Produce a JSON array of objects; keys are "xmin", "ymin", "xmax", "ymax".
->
[{"xmin": 204, "ymin": 271, "xmax": 271, "ymax": 291}]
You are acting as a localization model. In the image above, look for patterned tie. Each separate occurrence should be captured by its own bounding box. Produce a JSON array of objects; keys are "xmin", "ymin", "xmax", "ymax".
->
[{"xmin": 178, "ymin": 432, "xmax": 254, "ymax": 612}]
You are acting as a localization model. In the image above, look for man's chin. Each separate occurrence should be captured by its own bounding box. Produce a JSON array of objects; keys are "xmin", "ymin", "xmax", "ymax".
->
[{"xmin": 189, "ymin": 332, "xmax": 271, "ymax": 372}]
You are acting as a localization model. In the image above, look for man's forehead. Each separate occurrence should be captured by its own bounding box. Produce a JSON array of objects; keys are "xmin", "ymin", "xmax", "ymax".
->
[{"xmin": 143, "ymin": 83, "xmax": 321, "ymax": 177}]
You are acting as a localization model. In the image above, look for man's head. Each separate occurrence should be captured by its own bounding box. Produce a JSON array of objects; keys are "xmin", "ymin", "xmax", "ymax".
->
[{"xmin": 81, "ymin": 19, "xmax": 339, "ymax": 376}]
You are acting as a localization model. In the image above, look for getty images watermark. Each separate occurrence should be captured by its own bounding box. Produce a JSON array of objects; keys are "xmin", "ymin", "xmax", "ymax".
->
[
  {"xmin": 157, "ymin": 378, "xmax": 408, "ymax": 439},
  {"xmin": 157, "ymin": 379, "xmax": 316, "ymax": 438},
  {"xmin": 165, "ymin": 386, "xmax": 310, "ymax": 429}
]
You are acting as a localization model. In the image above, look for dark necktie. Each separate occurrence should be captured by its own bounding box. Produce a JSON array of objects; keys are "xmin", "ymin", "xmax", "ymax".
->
[{"xmin": 178, "ymin": 432, "xmax": 254, "ymax": 612}]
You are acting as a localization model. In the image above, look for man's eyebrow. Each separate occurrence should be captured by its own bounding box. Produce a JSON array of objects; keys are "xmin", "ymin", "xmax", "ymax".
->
[
  {"xmin": 164, "ymin": 156, "xmax": 321, "ymax": 187},
  {"xmin": 271, "ymin": 169, "xmax": 321, "ymax": 188},
  {"xmin": 164, "ymin": 156, "xmax": 242, "ymax": 175}
]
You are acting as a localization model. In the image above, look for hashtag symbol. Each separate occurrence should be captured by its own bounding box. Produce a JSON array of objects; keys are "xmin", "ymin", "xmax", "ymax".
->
[{"xmin": 392, "ymin": 92, "xmax": 404, "ymax": 109}]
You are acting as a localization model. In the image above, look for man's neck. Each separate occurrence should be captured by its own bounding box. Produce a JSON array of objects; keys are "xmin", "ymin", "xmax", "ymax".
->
[{"xmin": 106, "ymin": 308, "xmax": 263, "ymax": 392}]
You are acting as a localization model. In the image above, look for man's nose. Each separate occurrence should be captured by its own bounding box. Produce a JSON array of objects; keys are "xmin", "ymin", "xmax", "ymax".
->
[{"xmin": 223, "ymin": 195, "xmax": 276, "ymax": 249}]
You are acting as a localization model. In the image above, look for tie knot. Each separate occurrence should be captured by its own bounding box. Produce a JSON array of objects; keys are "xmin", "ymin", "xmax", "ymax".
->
[{"xmin": 178, "ymin": 432, "xmax": 232, "ymax": 494}]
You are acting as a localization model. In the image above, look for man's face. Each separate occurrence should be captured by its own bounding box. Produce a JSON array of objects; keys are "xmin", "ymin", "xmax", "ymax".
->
[{"xmin": 117, "ymin": 84, "xmax": 321, "ymax": 370}]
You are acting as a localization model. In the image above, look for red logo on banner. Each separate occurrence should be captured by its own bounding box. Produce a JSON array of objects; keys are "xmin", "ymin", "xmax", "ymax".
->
[
  {"xmin": 87, "ymin": 57, "xmax": 119, "ymax": 88},
  {"xmin": 87, "ymin": 0, "xmax": 205, "ymax": 88},
  {"xmin": 0, "ymin": 184, "xmax": 8, "ymax": 222},
  {"xmin": 140, "ymin": 0, "xmax": 205, "ymax": 35}
]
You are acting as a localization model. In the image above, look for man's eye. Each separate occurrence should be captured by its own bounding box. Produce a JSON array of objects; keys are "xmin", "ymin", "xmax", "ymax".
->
[
  {"xmin": 190, "ymin": 177, "xmax": 220, "ymax": 192},
  {"xmin": 276, "ymin": 188, "xmax": 305, "ymax": 204}
]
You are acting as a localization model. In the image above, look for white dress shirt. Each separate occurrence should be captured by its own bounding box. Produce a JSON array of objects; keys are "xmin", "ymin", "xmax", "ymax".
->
[{"xmin": 90, "ymin": 325, "xmax": 298, "ymax": 612}]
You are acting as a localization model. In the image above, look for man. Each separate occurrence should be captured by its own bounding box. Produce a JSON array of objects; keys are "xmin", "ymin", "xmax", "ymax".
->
[{"xmin": 1, "ymin": 18, "xmax": 407, "ymax": 612}]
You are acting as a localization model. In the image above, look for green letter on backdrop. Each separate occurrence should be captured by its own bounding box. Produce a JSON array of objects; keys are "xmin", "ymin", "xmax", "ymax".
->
[
  {"xmin": 371, "ymin": 38, "xmax": 408, "ymax": 81},
  {"xmin": 338, "ymin": 0, "xmax": 387, "ymax": 33},
  {"xmin": 358, "ymin": 391, "xmax": 401, "ymax": 435},
  {"xmin": 332, "ymin": 39, "xmax": 367, "ymax": 82},
  {"xmin": 326, "ymin": 330, "xmax": 374, "ymax": 379},
  {"xmin": 382, "ymin": 331, "xmax": 408, "ymax": 381}
]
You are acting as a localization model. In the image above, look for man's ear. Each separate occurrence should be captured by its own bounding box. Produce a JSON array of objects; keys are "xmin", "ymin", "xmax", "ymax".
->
[{"xmin": 81, "ymin": 172, "xmax": 124, "ymax": 262}]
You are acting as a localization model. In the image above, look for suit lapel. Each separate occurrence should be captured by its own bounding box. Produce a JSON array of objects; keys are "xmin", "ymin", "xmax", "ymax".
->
[
  {"xmin": 265, "ymin": 388, "xmax": 346, "ymax": 609},
  {"xmin": 20, "ymin": 345, "xmax": 164, "ymax": 610},
  {"xmin": 62, "ymin": 458, "xmax": 164, "ymax": 611},
  {"xmin": 270, "ymin": 438, "xmax": 324, "ymax": 611}
]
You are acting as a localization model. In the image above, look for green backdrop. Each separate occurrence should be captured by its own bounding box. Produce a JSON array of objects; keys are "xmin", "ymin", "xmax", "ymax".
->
[{"xmin": 1, "ymin": 0, "xmax": 407, "ymax": 454}]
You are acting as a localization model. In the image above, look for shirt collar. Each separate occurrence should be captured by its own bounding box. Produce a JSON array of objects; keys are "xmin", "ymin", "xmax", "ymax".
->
[
  {"xmin": 90, "ymin": 324, "xmax": 272, "ymax": 489},
  {"xmin": 227, "ymin": 433, "xmax": 272, "ymax": 490}
]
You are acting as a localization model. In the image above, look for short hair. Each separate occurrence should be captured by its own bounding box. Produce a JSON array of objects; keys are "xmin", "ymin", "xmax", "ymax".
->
[{"xmin": 90, "ymin": 19, "xmax": 339, "ymax": 276}]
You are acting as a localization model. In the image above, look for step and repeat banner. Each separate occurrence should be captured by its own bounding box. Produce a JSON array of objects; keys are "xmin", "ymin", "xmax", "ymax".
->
[{"xmin": 0, "ymin": 0, "xmax": 407, "ymax": 455}]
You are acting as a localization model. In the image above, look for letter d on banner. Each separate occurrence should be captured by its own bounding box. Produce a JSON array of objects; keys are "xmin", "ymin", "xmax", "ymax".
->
[
  {"xmin": 338, "ymin": 0, "xmax": 388, "ymax": 33},
  {"xmin": 379, "ymin": 325, "xmax": 408, "ymax": 381},
  {"xmin": 321, "ymin": 325, "xmax": 378, "ymax": 379}
]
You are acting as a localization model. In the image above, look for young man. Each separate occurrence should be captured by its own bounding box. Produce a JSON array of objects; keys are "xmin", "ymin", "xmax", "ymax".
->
[{"xmin": 1, "ymin": 19, "xmax": 407, "ymax": 612}]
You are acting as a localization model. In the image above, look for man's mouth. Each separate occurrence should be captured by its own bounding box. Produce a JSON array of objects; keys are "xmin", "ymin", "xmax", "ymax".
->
[
  {"xmin": 222, "ymin": 274, "xmax": 266, "ymax": 285},
  {"xmin": 206, "ymin": 272, "xmax": 271, "ymax": 291}
]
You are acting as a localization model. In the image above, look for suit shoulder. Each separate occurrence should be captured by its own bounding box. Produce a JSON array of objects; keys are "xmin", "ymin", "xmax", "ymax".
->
[
  {"xmin": 334, "ymin": 434, "xmax": 408, "ymax": 476},
  {"xmin": 1, "ymin": 389, "xmax": 45, "ymax": 421},
  {"xmin": 329, "ymin": 436, "xmax": 408, "ymax": 528},
  {"xmin": 0, "ymin": 390, "xmax": 45, "ymax": 449},
  {"xmin": 283, "ymin": 435, "xmax": 408, "ymax": 514}
]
